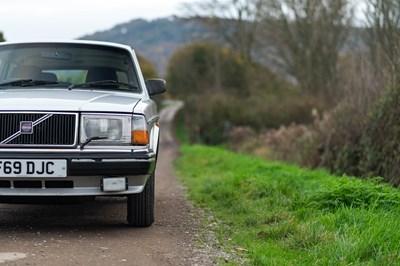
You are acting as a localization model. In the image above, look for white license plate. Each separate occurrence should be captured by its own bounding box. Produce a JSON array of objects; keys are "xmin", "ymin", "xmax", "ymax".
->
[{"xmin": 0, "ymin": 159, "xmax": 67, "ymax": 177}]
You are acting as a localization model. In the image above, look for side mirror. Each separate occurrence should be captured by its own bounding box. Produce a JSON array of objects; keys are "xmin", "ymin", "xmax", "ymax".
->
[{"xmin": 145, "ymin": 78, "xmax": 166, "ymax": 96}]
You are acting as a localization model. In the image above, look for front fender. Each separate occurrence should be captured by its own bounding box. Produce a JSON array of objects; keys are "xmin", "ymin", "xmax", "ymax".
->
[{"xmin": 149, "ymin": 120, "xmax": 160, "ymax": 155}]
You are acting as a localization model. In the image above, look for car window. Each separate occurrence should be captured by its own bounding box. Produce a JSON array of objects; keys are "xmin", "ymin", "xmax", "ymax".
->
[
  {"xmin": 46, "ymin": 70, "xmax": 86, "ymax": 84},
  {"xmin": 0, "ymin": 43, "xmax": 141, "ymax": 92}
]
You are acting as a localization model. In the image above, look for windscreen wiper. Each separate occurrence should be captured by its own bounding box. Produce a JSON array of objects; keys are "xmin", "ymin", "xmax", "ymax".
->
[
  {"xmin": 80, "ymin": 136, "xmax": 108, "ymax": 150},
  {"xmin": 0, "ymin": 79, "xmax": 59, "ymax": 87},
  {"xmin": 68, "ymin": 80, "xmax": 139, "ymax": 90}
]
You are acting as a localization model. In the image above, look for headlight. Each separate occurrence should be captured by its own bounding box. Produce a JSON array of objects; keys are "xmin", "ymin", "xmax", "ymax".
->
[
  {"xmin": 80, "ymin": 115, "xmax": 132, "ymax": 145},
  {"xmin": 80, "ymin": 114, "xmax": 149, "ymax": 146}
]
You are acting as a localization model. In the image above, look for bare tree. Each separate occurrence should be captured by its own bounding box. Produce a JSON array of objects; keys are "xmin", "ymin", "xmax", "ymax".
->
[
  {"xmin": 263, "ymin": 0, "xmax": 352, "ymax": 104},
  {"xmin": 184, "ymin": 0, "xmax": 265, "ymax": 62},
  {"xmin": 366, "ymin": 0, "xmax": 400, "ymax": 86}
]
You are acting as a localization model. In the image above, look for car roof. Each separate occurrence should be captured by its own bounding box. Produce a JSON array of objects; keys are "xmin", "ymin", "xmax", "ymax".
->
[{"xmin": 0, "ymin": 40, "xmax": 134, "ymax": 53}]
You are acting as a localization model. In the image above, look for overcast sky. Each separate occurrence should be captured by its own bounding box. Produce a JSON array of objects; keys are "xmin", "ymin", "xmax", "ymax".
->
[{"xmin": 0, "ymin": 0, "xmax": 194, "ymax": 42}]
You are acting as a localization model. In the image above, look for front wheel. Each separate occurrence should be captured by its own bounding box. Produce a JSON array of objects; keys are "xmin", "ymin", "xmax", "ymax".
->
[{"xmin": 127, "ymin": 173, "xmax": 155, "ymax": 227}]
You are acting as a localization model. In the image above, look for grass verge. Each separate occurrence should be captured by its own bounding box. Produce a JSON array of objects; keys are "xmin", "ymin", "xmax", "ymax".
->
[{"xmin": 174, "ymin": 145, "xmax": 400, "ymax": 265}]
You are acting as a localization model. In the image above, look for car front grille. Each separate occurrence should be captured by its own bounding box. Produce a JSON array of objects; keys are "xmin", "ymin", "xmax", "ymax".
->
[{"xmin": 0, "ymin": 112, "xmax": 78, "ymax": 147}]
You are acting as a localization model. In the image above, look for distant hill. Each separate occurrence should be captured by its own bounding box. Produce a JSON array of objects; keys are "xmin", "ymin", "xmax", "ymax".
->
[
  {"xmin": 80, "ymin": 17, "xmax": 366, "ymax": 78},
  {"xmin": 79, "ymin": 17, "xmax": 208, "ymax": 76}
]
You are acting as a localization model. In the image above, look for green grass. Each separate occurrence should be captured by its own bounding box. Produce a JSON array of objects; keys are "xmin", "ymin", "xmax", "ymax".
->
[{"xmin": 174, "ymin": 145, "xmax": 400, "ymax": 265}]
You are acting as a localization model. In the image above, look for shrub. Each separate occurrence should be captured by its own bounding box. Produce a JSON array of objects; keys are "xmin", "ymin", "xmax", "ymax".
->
[
  {"xmin": 360, "ymin": 86, "xmax": 400, "ymax": 185},
  {"xmin": 184, "ymin": 92, "xmax": 239, "ymax": 144},
  {"xmin": 167, "ymin": 43, "xmax": 247, "ymax": 98},
  {"xmin": 228, "ymin": 124, "xmax": 315, "ymax": 164},
  {"xmin": 226, "ymin": 54, "xmax": 398, "ymax": 184},
  {"xmin": 168, "ymin": 43, "xmax": 319, "ymax": 144},
  {"xmin": 292, "ymin": 55, "xmax": 389, "ymax": 180},
  {"xmin": 307, "ymin": 76, "xmax": 400, "ymax": 185}
]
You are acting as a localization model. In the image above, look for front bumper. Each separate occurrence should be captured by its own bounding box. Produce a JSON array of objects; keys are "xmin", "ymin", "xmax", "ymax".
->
[{"xmin": 0, "ymin": 149, "xmax": 156, "ymax": 196}]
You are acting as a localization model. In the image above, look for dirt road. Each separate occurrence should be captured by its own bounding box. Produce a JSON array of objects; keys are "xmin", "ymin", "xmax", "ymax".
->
[{"xmin": 0, "ymin": 101, "xmax": 214, "ymax": 265}]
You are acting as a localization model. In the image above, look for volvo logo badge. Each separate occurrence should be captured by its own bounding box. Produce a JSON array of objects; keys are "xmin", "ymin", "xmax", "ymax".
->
[{"xmin": 20, "ymin": 121, "xmax": 34, "ymax": 134}]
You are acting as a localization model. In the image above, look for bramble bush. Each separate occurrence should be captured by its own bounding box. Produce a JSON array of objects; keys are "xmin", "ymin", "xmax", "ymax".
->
[
  {"xmin": 226, "ymin": 54, "xmax": 400, "ymax": 185},
  {"xmin": 359, "ymin": 86, "xmax": 400, "ymax": 185}
]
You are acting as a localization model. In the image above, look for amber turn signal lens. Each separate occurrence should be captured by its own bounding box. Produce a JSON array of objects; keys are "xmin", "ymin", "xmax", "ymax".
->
[{"xmin": 132, "ymin": 130, "xmax": 149, "ymax": 145}]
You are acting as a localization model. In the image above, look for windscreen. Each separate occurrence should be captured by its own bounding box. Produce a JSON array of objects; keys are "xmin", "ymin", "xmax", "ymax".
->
[{"xmin": 0, "ymin": 43, "xmax": 141, "ymax": 92}]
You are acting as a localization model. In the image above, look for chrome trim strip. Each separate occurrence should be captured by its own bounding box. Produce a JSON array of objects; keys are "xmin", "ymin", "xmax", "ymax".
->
[
  {"xmin": 71, "ymin": 158, "xmax": 154, "ymax": 162},
  {"xmin": 0, "ymin": 148, "xmax": 150, "ymax": 153},
  {"xmin": 0, "ymin": 131, "xmax": 20, "ymax": 145},
  {"xmin": 0, "ymin": 185, "xmax": 145, "ymax": 196}
]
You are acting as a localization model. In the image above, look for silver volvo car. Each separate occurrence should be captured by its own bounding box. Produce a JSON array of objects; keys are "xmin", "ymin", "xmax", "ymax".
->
[{"xmin": 0, "ymin": 40, "xmax": 166, "ymax": 227}]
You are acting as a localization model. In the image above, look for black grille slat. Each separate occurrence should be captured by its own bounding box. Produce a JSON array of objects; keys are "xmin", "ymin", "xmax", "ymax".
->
[
  {"xmin": 14, "ymin": 181, "xmax": 42, "ymax": 188},
  {"xmin": 0, "ymin": 113, "xmax": 77, "ymax": 146},
  {"xmin": 45, "ymin": 181, "xmax": 74, "ymax": 189},
  {"xmin": 0, "ymin": 180, "xmax": 11, "ymax": 188}
]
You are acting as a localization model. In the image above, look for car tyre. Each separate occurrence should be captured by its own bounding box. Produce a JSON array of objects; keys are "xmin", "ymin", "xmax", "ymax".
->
[{"xmin": 127, "ymin": 172, "xmax": 155, "ymax": 227}]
